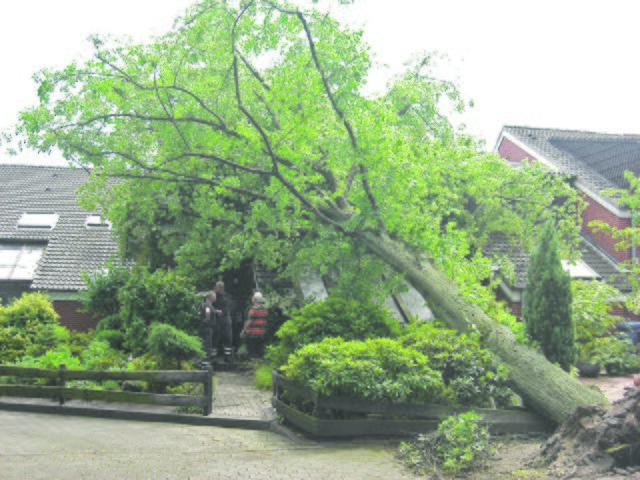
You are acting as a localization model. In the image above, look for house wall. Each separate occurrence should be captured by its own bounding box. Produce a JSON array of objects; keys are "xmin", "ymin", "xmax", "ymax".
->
[
  {"xmin": 497, "ymin": 137, "xmax": 537, "ymax": 164},
  {"xmin": 0, "ymin": 281, "xmax": 32, "ymax": 304},
  {"xmin": 581, "ymin": 194, "xmax": 632, "ymax": 263},
  {"xmin": 52, "ymin": 300, "xmax": 100, "ymax": 332},
  {"xmin": 611, "ymin": 305, "xmax": 640, "ymax": 322}
]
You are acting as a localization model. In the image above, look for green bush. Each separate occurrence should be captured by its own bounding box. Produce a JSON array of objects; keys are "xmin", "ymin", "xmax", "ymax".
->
[
  {"xmin": 0, "ymin": 292, "xmax": 59, "ymax": 335},
  {"xmin": 572, "ymin": 280, "xmax": 624, "ymax": 362},
  {"xmin": 95, "ymin": 329, "xmax": 126, "ymax": 351},
  {"xmin": 591, "ymin": 333, "xmax": 639, "ymax": 375},
  {"xmin": 282, "ymin": 337, "xmax": 449, "ymax": 404},
  {"xmin": 398, "ymin": 411, "xmax": 493, "ymax": 476},
  {"xmin": 0, "ymin": 328, "xmax": 30, "ymax": 363},
  {"xmin": 146, "ymin": 323, "xmax": 203, "ymax": 368},
  {"xmin": 15, "ymin": 346, "xmax": 81, "ymax": 371},
  {"xmin": 26, "ymin": 324, "xmax": 71, "ymax": 357},
  {"xmin": 82, "ymin": 266, "xmax": 200, "ymax": 355},
  {"xmin": 81, "ymin": 339, "xmax": 126, "ymax": 370},
  {"xmin": 401, "ymin": 322, "xmax": 511, "ymax": 407},
  {"xmin": 267, "ymin": 297, "xmax": 401, "ymax": 368}
]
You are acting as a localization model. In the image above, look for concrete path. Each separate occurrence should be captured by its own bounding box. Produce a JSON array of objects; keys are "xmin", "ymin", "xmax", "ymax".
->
[{"xmin": 0, "ymin": 409, "xmax": 410, "ymax": 479}]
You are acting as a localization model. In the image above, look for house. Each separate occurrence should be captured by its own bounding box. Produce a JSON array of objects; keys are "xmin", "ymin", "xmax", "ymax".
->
[
  {"xmin": 0, "ymin": 164, "xmax": 119, "ymax": 331},
  {"xmin": 493, "ymin": 126, "xmax": 640, "ymax": 320}
]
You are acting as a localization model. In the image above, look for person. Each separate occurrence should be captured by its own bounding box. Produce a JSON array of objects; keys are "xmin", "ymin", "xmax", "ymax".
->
[
  {"xmin": 213, "ymin": 281, "xmax": 233, "ymax": 362},
  {"xmin": 241, "ymin": 291, "xmax": 268, "ymax": 359},
  {"xmin": 198, "ymin": 291, "xmax": 217, "ymax": 364}
]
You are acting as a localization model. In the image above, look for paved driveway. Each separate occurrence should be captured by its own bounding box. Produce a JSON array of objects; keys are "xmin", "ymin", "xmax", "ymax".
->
[{"xmin": 0, "ymin": 410, "xmax": 410, "ymax": 479}]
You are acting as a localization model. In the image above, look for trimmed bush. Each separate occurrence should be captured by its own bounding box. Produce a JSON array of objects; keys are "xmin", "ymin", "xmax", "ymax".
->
[
  {"xmin": 267, "ymin": 297, "xmax": 401, "ymax": 367},
  {"xmin": 146, "ymin": 323, "xmax": 203, "ymax": 368},
  {"xmin": 282, "ymin": 337, "xmax": 449, "ymax": 404},
  {"xmin": 401, "ymin": 322, "xmax": 511, "ymax": 407}
]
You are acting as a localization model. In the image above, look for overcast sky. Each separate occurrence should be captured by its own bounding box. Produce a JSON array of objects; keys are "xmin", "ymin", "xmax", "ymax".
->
[{"xmin": 1, "ymin": 0, "xmax": 639, "ymax": 165}]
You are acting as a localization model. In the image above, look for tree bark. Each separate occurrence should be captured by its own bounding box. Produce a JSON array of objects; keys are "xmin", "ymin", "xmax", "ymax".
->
[{"xmin": 359, "ymin": 232, "xmax": 608, "ymax": 425}]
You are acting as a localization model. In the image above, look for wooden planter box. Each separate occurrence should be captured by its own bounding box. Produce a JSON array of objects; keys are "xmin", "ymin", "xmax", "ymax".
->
[{"xmin": 272, "ymin": 371, "xmax": 551, "ymax": 437}]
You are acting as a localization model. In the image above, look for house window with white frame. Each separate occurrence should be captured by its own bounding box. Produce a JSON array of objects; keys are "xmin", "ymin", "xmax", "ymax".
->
[
  {"xmin": 0, "ymin": 244, "xmax": 45, "ymax": 280},
  {"xmin": 17, "ymin": 212, "xmax": 58, "ymax": 230}
]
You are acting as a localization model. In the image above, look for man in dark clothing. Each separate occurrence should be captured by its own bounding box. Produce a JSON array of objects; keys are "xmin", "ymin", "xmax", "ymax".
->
[
  {"xmin": 198, "ymin": 291, "xmax": 217, "ymax": 363},
  {"xmin": 241, "ymin": 291, "xmax": 268, "ymax": 359},
  {"xmin": 213, "ymin": 281, "xmax": 233, "ymax": 362}
]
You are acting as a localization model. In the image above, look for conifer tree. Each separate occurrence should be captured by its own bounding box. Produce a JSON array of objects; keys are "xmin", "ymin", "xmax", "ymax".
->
[{"xmin": 524, "ymin": 221, "xmax": 576, "ymax": 371}]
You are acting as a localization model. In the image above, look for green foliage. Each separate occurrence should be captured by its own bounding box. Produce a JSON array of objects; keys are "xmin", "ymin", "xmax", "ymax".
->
[
  {"xmin": 15, "ymin": 345, "xmax": 82, "ymax": 370},
  {"xmin": 26, "ymin": 324, "xmax": 71, "ymax": 357},
  {"xmin": 523, "ymin": 221, "xmax": 576, "ymax": 371},
  {"xmin": 146, "ymin": 323, "xmax": 203, "ymax": 368},
  {"xmin": 401, "ymin": 322, "xmax": 512, "ymax": 407},
  {"xmin": 283, "ymin": 337, "xmax": 448, "ymax": 404},
  {"xmin": 80, "ymin": 339, "xmax": 126, "ymax": 370},
  {"xmin": 0, "ymin": 292, "xmax": 59, "ymax": 333},
  {"xmin": 67, "ymin": 329, "xmax": 95, "ymax": 357},
  {"xmin": 0, "ymin": 328, "xmax": 30, "ymax": 363},
  {"xmin": 254, "ymin": 363, "xmax": 273, "ymax": 391},
  {"xmin": 398, "ymin": 412, "xmax": 493, "ymax": 476},
  {"xmin": 82, "ymin": 266, "xmax": 199, "ymax": 355},
  {"xmin": 591, "ymin": 333, "xmax": 640, "ymax": 375},
  {"xmin": 267, "ymin": 296, "xmax": 401, "ymax": 368},
  {"xmin": 572, "ymin": 280, "xmax": 623, "ymax": 361},
  {"xmin": 81, "ymin": 263, "xmax": 130, "ymax": 317},
  {"xmin": 95, "ymin": 329, "xmax": 126, "ymax": 351}
]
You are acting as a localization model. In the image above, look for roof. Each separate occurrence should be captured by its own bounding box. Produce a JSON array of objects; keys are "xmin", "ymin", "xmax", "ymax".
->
[
  {"xmin": 499, "ymin": 126, "xmax": 640, "ymax": 207},
  {"xmin": 0, "ymin": 164, "xmax": 119, "ymax": 291},
  {"xmin": 485, "ymin": 233, "xmax": 630, "ymax": 293}
]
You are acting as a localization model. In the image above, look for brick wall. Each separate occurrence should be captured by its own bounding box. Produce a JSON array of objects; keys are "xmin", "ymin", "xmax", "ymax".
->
[
  {"xmin": 581, "ymin": 194, "xmax": 632, "ymax": 262},
  {"xmin": 497, "ymin": 137, "xmax": 537, "ymax": 164},
  {"xmin": 52, "ymin": 300, "xmax": 100, "ymax": 332},
  {"xmin": 611, "ymin": 304, "xmax": 640, "ymax": 322}
]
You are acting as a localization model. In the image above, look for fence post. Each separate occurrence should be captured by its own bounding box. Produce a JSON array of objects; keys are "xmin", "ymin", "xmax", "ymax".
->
[
  {"xmin": 203, "ymin": 366, "xmax": 213, "ymax": 416},
  {"xmin": 59, "ymin": 364, "xmax": 67, "ymax": 406}
]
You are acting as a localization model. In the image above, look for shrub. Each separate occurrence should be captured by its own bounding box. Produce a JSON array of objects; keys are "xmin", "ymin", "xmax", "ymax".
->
[
  {"xmin": 401, "ymin": 322, "xmax": 511, "ymax": 407},
  {"xmin": 398, "ymin": 411, "xmax": 493, "ymax": 476},
  {"xmin": 572, "ymin": 280, "xmax": 623, "ymax": 362},
  {"xmin": 81, "ymin": 339, "xmax": 126, "ymax": 370},
  {"xmin": 591, "ymin": 333, "xmax": 639, "ymax": 375},
  {"xmin": 82, "ymin": 266, "xmax": 200, "ymax": 355},
  {"xmin": 282, "ymin": 337, "xmax": 449, "ymax": 404},
  {"xmin": 95, "ymin": 329, "xmax": 126, "ymax": 351},
  {"xmin": 26, "ymin": 324, "xmax": 70, "ymax": 357},
  {"xmin": 0, "ymin": 328, "xmax": 30, "ymax": 363},
  {"xmin": 146, "ymin": 323, "xmax": 203, "ymax": 368},
  {"xmin": 267, "ymin": 296, "xmax": 401, "ymax": 368},
  {"xmin": 0, "ymin": 292, "xmax": 59, "ymax": 335},
  {"xmin": 16, "ymin": 346, "xmax": 82, "ymax": 370}
]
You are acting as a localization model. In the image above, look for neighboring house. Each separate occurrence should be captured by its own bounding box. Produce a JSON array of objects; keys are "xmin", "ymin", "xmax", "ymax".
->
[
  {"xmin": 493, "ymin": 126, "xmax": 640, "ymax": 320},
  {"xmin": 0, "ymin": 164, "xmax": 119, "ymax": 331}
]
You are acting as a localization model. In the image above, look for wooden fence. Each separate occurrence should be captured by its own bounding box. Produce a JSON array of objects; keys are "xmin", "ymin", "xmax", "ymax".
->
[
  {"xmin": 272, "ymin": 371, "xmax": 551, "ymax": 437},
  {"xmin": 0, "ymin": 364, "xmax": 213, "ymax": 416}
]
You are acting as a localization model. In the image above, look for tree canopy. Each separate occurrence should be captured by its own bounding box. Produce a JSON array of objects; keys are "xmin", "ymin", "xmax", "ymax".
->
[{"xmin": 12, "ymin": 0, "xmax": 605, "ymax": 422}]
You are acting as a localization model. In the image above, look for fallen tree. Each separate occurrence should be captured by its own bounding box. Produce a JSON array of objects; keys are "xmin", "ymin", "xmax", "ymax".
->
[{"xmin": 13, "ymin": 0, "xmax": 607, "ymax": 423}]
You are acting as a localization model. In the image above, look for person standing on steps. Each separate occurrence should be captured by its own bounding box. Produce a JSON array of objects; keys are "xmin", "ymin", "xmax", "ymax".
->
[
  {"xmin": 198, "ymin": 291, "xmax": 218, "ymax": 364},
  {"xmin": 213, "ymin": 281, "xmax": 233, "ymax": 362},
  {"xmin": 241, "ymin": 291, "xmax": 268, "ymax": 359}
]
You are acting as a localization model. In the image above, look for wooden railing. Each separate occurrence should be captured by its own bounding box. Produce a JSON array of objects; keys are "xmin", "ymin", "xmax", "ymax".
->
[
  {"xmin": 0, "ymin": 364, "xmax": 213, "ymax": 416},
  {"xmin": 272, "ymin": 371, "xmax": 550, "ymax": 437}
]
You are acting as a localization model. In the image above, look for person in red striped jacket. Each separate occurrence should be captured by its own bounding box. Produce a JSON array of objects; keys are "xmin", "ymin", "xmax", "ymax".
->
[{"xmin": 241, "ymin": 292, "xmax": 268, "ymax": 358}]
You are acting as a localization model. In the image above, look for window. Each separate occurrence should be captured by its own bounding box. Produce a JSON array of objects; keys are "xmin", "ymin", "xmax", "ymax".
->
[
  {"xmin": 17, "ymin": 212, "xmax": 58, "ymax": 230},
  {"xmin": 0, "ymin": 244, "xmax": 45, "ymax": 280},
  {"xmin": 561, "ymin": 259, "xmax": 600, "ymax": 279},
  {"xmin": 85, "ymin": 215, "xmax": 111, "ymax": 229}
]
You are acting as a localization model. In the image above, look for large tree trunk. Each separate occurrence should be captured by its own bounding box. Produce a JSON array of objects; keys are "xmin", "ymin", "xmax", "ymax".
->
[{"xmin": 359, "ymin": 232, "xmax": 608, "ymax": 424}]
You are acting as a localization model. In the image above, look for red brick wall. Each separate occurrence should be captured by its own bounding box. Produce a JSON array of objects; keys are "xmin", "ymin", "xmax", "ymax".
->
[
  {"xmin": 53, "ymin": 300, "xmax": 100, "ymax": 332},
  {"xmin": 497, "ymin": 137, "xmax": 538, "ymax": 164},
  {"xmin": 611, "ymin": 304, "xmax": 640, "ymax": 322},
  {"xmin": 580, "ymin": 194, "xmax": 632, "ymax": 262}
]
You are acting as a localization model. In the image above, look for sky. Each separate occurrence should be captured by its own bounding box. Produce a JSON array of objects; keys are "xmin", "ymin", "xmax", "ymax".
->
[{"xmin": 1, "ymin": 0, "xmax": 640, "ymax": 165}]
